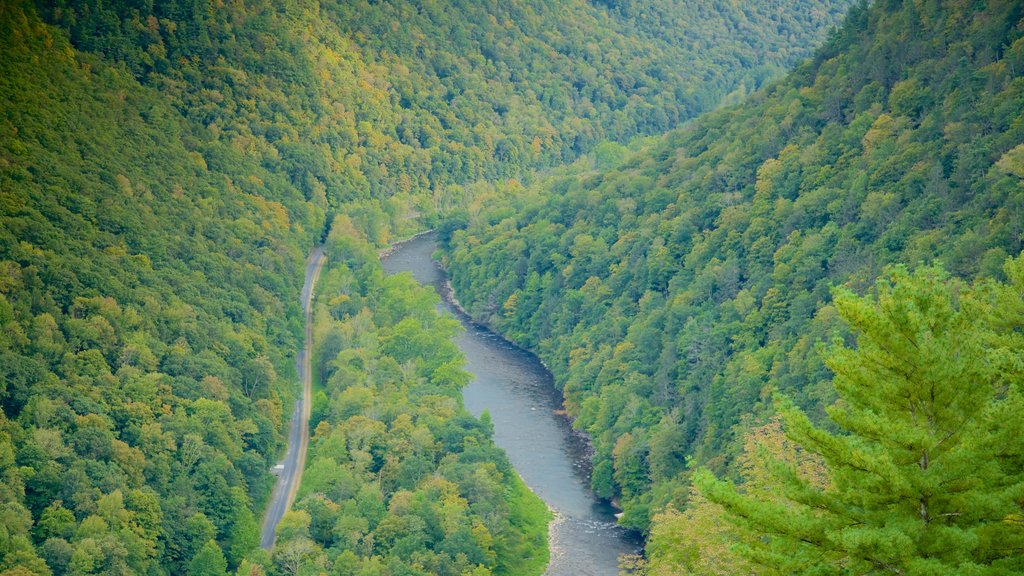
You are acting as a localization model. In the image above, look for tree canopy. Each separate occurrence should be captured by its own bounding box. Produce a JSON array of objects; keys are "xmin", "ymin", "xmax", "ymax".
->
[
  {"xmin": 438, "ymin": 0, "xmax": 1024, "ymax": 556},
  {"xmin": 33, "ymin": 0, "xmax": 850, "ymax": 213},
  {"xmin": 12, "ymin": 0, "xmax": 1024, "ymax": 572},
  {"xmin": 696, "ymin": 258, "xmax": 1024, "ymax": 574}
]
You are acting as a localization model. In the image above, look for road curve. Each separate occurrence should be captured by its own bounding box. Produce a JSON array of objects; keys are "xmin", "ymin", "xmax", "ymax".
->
[{"xmin": 260, "ymin": 245, "xmax": 326, "ymax": 549}]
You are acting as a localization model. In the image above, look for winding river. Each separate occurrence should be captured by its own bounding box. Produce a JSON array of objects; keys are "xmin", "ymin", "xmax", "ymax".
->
[{"xmin": 382, "ymin": 233, "xmax": 641, "ymax": 576}]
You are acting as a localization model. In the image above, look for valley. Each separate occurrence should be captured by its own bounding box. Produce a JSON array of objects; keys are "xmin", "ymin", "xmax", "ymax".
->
[
  {"xmin": 382, "ymin": 234, "xmax": 642, "ymax": 575},
  {"xmin": 1, "ymin": 0, "xmax": 1022, "ymax": 575}
]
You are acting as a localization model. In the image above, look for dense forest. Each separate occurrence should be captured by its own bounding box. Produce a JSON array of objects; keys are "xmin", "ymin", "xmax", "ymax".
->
[
  {"xmin": 271, "ymin": 223, "xmax": 549, "ymax": 576},
  {"xmin": 0, "ymin": 6, "xmax": 313, "ymax": 574},
  {"xmin": 0, "ymin": 0, "xmax": 855, "ymax": 574},
  {"xmin": 32, "ymin": 0, "xmax": 851, "ymax": 214},
  {"xmin": 440, "ymin": 0, "xmax": 1024, "ymax": 570},
  {"xmin": 7, "ymin": 0, "xmax": 1022, "ymax": 573}
]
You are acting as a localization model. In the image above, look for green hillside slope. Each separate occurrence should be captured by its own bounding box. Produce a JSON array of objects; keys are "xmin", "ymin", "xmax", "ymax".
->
[
  {"xmin": 0, "ymin": 6, "xmax": 313, "ymax": 574},
  {"xmin": 34, "ymin": 0, "xmax": 851, "ymax": 215},
  {"xmin": 441, "ymin": 0, "xmax": 1024, "ymax": 541},
  {"xmin": 0, "ymin": 4, "xmax": 547, "ymax": 574},
  {"xmin": 0, "ymin": 0, "xmax": 859, "ymax": 573}
]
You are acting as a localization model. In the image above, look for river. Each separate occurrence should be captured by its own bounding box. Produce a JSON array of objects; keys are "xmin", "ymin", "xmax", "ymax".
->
[{"xmin": 382, "ymin": 233, "xmax": 641, "ymax": 576}]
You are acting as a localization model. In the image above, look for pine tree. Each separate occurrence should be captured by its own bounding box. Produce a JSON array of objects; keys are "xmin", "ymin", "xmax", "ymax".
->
[
  {"xmin": 643, "ymin": 419, "xmax": 826, "ymax": 575},
  {"xmin": 697, "ymin": 261, "xmax": 1024, "ymax": 574}
]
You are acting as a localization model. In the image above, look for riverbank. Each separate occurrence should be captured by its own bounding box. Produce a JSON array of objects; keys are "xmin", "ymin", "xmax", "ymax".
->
[
  {"xmin": 381, "ymin": 232, "xmax": 641, "ymax": 575},
  {"xmin": 377, "ymin": 228, "xmax": 435, "ymax": 258}
]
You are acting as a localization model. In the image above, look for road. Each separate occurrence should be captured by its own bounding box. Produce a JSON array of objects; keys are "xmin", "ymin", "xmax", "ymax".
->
[{"xmin": 260, "ymin": 245, "xmax": 326, "ymax": 549}]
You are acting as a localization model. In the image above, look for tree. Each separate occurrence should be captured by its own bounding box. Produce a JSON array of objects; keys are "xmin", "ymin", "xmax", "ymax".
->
[
  {"xmin": 37, "ymin": 502, "xmax": 76, "ymax": 541},
  {"xmin": 697, "ymin": 262, "xmax": 1024, "ymax": 574},
  {"xmin": 641, "ymin": 419, "xmax": 827, "ymax": 575},
  {"xmin": 273, "ymin": 538, "xmax": 319, "ymax": 576},
  {"xmin": 233, "ymin": 559, "xmax": 266, "ymax": 576},
  {"xmin": 166, "ymin": 513, "xmax": 217, "ymax": 574},
  {"xmin": 275, "ymin": 511, "xmax": 311, "ymax": 542},
  {"xmin": 188, "ymin": 540, "xmax": 228, "ymax": 576},
  {"xmin": 241, "ymin": 356, "xmax": 276, "ymax": 400},
  {"xmin": 225, "ymin": 489, "xmax": 259, "ymax": 569}
]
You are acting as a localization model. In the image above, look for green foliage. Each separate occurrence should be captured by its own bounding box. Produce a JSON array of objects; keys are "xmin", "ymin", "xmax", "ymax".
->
[
  {"xmin": 637, "ymin": 418, "xmax": 826, "ymax": 576},
  {"xmin": 497, "ymin": 474, "xmax": 551, "ymax": 576},
  {"xmin": 278, "ymin": 232, "xmax": 549, "ymax": 575},
  {"xmin": 0, "ymin": 3, "xmax": 315, "ymax": 574},
  {"xmin": 697, "ymin": 260, "xmax": 1024, "ymax": 574},
  {"xmin": 190, "ymin": 540, "xmax": 229, "ymax": 576},
  {"xmin": 439, "ymin": 0, "xmax": 1024, "ymax": 541},
  {"xmin": 31, "ymin": 0, "xmax": 850, "ymax": 220}
]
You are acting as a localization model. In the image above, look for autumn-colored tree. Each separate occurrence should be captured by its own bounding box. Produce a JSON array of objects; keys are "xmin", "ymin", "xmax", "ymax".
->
[{"xmin": 639, "ymin": 419, "xmax": 825, "ymax": 575}]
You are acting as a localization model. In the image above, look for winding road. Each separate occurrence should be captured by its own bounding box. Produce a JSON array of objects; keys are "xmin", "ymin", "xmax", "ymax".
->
[{"xmin": 260, "ymin": 245, "xmax": 326, "ymax": 549}]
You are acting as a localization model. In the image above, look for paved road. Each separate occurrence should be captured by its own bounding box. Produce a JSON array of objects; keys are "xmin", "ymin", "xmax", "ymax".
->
[{"xmin": 260, "ymin": 245, "xmax": 325, "ymax": 549}]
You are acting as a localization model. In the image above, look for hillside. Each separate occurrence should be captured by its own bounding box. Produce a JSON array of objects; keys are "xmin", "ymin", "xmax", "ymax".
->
[
  {"xmin": 0, "ymin": 4, "xmax": 548, "ymax": 575},
  {"xmin": 34, "ymin": 0, "xmax": 851, "ymax": 217},
  {"xmin": 0, "ymin": 6, "xmax": 312, "ymax": 574},
  {"xmin": 0, "ymin": 0, "xmax": 859, "ymax": 574},
  {"xmin": 440, "ymin": 0, "xmax": 1024, "ymax": 546}
]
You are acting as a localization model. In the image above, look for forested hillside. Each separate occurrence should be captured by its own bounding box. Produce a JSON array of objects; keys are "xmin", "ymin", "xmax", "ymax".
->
[
  {"xmin": 267, "ymin": 224, "xmax": 549, "ymax": 576},
  {"xmin": 0, "ymin": 2, "xmax": 545, "ymax": 573},
  {"xmin": 0, "ymin": 6, "xmax": 313, "ymax": 574},
  {"xmin": 440, "ymin": 0, "xmax": 1024, "ymax": 560},
  {"xmin": 34, "ymin": 0, "xmax": 851, "ymax": 215}
]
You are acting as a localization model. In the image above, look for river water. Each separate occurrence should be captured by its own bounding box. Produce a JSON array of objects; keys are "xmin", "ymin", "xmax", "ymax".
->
[{"xmin": 382, "ymin": 233, "xmax": 641, "ymax": 576}]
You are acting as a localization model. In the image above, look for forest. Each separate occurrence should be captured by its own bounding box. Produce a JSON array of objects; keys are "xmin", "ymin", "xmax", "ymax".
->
[
  {"xmin": 32, "ymin": 0, "xmax": 850, "ymax": 213},
  {"xmin": 2, "ymin": 0, "xmax": 1022, "ymax": 574},
  {"xmin": 439, "ymin": 0, "xmax": 1024, "ymax": 572},
  {"xmin": 0, "ymin": 0, "xmax": 849, "ymax": 573},
  {"xmin": 268, "ymin": 222, "xmax": 550, "ymax": 576}
]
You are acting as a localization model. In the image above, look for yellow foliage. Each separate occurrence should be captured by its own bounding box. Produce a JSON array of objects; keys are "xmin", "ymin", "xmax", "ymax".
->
[
  {"xmin": 502, "ymin": 293, "xmax": 519, "ymax": 315},
  {"xmin": 996, "ymin": 144, "xmax": 1024, "ymax": 179}
]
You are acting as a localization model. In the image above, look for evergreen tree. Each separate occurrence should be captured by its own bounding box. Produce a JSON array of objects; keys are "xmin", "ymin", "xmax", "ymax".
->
[
  {"xmin": 697, "ymin": 261, "xmax": 1024, "ymax": 574},
  {"xmin": 639, "ymin": 419, "xmax": 826, "ymax": 575}
]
